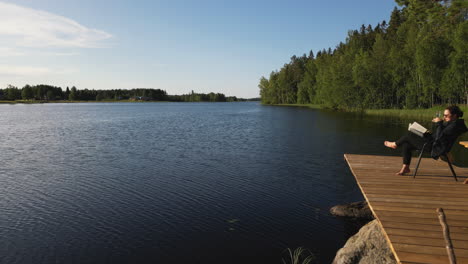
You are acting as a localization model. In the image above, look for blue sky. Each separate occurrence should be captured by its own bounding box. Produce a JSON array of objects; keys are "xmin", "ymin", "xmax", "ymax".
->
[{"xmin": 0, "ymin": 0, "xmax": 398, "ymax": 98}]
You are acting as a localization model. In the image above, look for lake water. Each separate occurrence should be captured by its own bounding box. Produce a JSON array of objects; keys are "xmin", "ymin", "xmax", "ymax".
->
[{"xmin": 1, "ymin": 102, "xmax": 467, "ymax": 263}]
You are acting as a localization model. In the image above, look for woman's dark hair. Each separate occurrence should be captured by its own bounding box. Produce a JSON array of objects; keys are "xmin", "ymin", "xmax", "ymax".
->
[{"xmin": 446, "ymin": 105, "xmax": 464, "ymax": 118}]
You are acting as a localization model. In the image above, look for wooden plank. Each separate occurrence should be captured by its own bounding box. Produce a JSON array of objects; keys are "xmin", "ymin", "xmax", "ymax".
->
[
  {"xmin": 379, "ymin": 221, "xmax": 468, "ymax": 234},
  {"xmin": 373, "ymin": 208, "xmax": 468, "ymax": 221},
  {"xmin": 400, "ymin": 262, "xmax": 433, "ymax": 264},
  {"xmin": 354, "ymin": 167, "xmax": 468, "ymax": 173},
  {"xmin": 366, "ymin": 194, "xmax": 468, "ymax": 204},
  {"xmin": 358, "ymin": 179, "xmax": 464, "ymax": 185},
  {"xmin": 392, "ymin": 243, "xmax": 468, "ymax": 257},
  {"xmin": 364, "ymin": 188, "xmax": 468, "ymax": 198},
  {"xmin": 372, "ymin": 205, "xmax": 468, "ymax": 216},
  {"xmin": 389, "ymin": 235, "xmax": 468, "ymax": 249},
  {"xmin": 364, "ymin": 188, "xmax": 468, "ymax": 195},
  {"xmin": 359, "ymin": 177, "xmax": 465, "ymax": 184},
  {"xmin": 357, "ymin": 178, "xmax": 465, "ymax": 185},
  {"xmin": 347, "ymin": 170, "xmax": 468, "ymax": 178},
  {"xmin": 398, "ymin": 251, "xmax": 468, "ymax": 264},
  {"xmin": 354, "ymin": 168, "xmax": 467, "ymax": 173},
  {"xmin": 385, "ymin": 228, "xmax": 468, "ymax": 241},
  {"xmin": 380, "ymin": 217, "xmax": 468, "ymax": 227},
  {"xmin": 359, "ymin": 182, "xmax": 468, "ymax": 190},
  {"xmin": 365, "ymin": 192, "xmax": 467, "ymax": 204},
  {"xmin": 354, "ymin": 169, "xmax": 467, "ymax": 175},
  {"xmin": 370, "ymin": 199, "xmax": 468, "ymax": 211},
  {"xmin": 365, "ymin": 191, "xmax": 468, "ymax": 199}
]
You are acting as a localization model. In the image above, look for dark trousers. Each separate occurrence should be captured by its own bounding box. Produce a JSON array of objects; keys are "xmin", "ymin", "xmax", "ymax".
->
[{"xmin": 395, "ymin": 132, "xmax": 432, "ymax": 165}]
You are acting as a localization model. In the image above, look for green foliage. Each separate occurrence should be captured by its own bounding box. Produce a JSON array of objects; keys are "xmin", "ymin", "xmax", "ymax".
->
[
  {"xmin": 442, "ymin": 20, "xmax": 468, "ymax": 106},
  {"xmin": 21, "ymin": 85, "xmax": 34, "ymax": 100},
  {"xmin": 1, "ymin": 85, "xmax": 244, "ymax": 103},
  {"xmin": 298, "ymin": 56, "xmax": 318, "ymax": 104},
  {"xmin": 259, "ymin": 1, "xmax": 468, "ymax": 109},
  {"xmin": 4, "ymin": 85, "xmax": 21, "ymax": 100},
  {"xmin": 168, "ymin": 90, "xmax": 232, "ymax": 102},
  {"xmin": 69, "ymin": 86, "xmax": 77, "ymax": 101}
]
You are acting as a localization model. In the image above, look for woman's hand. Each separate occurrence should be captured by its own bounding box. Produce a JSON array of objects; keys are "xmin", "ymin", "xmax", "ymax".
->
[{"xmin": 432, "ymin": 117, "xmax": 442, "ymax": 123}]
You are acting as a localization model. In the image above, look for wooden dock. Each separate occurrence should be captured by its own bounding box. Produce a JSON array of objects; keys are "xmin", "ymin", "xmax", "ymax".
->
[{"xmin": 344, "ymin": 154, "xmax": 468, "ymax": 264}]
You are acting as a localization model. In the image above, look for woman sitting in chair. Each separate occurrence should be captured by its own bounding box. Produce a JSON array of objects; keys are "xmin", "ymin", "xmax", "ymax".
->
[{"xmin": 384, "ymin": 105, "xmax": 467, "ymax": 175}]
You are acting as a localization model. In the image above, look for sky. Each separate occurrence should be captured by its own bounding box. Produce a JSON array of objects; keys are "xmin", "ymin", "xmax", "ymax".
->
[{"xmin": 0, "ymin": 0, "xmax": 398, "ymax": 98}]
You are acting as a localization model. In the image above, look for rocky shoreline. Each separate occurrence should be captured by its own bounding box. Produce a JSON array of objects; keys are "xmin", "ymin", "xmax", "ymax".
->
[{"xmin": 330, "ymin": 201, "xmax": 396, "ymax": 264}]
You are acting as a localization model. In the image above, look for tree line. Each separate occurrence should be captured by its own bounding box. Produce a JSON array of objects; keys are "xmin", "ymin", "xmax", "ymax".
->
[
  {"xmin": 259, "ymin": 0, "xmax": 468, "ymax": 109},
  {"xmin": 0, "ymin": 85, "xmax": 248, "ymax": 102},
  {"xmin": 168, "ymin": 90, "xmax": 240, "ymax": 102}
]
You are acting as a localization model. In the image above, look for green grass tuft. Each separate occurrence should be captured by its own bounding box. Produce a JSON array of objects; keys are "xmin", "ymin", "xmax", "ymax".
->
[{"xmin": 282, "ymin": 247, "xmax": 315, "ymax": 264}]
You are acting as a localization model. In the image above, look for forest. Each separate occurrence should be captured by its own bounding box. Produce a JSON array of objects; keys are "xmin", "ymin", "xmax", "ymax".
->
[
  {"xmin": 258, "ymin": 0, "xmax": 468, "ymax": 109},
  {"xmin": 0, "ymin": 85, "xmax": 244, "ymax": 102}
]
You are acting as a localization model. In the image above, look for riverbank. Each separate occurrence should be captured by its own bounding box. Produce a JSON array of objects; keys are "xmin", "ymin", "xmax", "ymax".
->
[
  {"xmin": 0, "ymin": 100, "xmax": 141, "ymax": 104},
  {"xmin": 270, "ymin": 103, "xmax": 468, "ymax": 119},
  {"xmin": 271, "ymin": 103, "xmax": 322, "ymax": 109}
]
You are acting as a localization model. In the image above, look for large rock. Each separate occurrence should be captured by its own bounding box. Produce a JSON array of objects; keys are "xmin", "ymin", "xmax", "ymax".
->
[
  {"xmin": 330, "ymin": 201, "xmax": 374, "ymax": 220},
  {"xmin": 332, "ymin": 219, "xmax": 396, "ymax": 264}
]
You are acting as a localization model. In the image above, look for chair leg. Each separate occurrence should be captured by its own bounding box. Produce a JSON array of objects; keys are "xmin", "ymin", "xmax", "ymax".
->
[
  {"xmin": 445, "ymin": 154, "xmax": 458, "ymax": 181},
  {"xmin": 413, "ymin": 149, "xmax": 425, "ymax": 179}
]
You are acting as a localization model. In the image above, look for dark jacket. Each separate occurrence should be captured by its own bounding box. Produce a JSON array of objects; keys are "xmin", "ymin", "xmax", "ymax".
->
[{"xmin": 431, "ymin": 119, "xmax": 468, "ymax": 159}]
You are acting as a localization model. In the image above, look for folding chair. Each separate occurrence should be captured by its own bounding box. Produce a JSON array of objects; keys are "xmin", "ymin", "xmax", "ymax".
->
[{"xmin": 412, "ymin": 142, "xmax": 459, "ymax": 181}]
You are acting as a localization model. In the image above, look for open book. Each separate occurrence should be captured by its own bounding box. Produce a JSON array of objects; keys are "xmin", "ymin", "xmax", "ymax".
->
[{"xmin": 408, "ymin": 122, "xmax": 428, "ymax": 137}]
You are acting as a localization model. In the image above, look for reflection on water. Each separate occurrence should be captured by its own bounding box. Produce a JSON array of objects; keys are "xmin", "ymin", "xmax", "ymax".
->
[{"xmin": 0, "ymin": 102, "xmax": 466, "ymax": 264}]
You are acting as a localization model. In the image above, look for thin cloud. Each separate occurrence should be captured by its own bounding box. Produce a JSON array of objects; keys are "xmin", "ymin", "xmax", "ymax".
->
[
  {"xmin": 0, "ymin": 47, "xmax": 26, "ymax": 56},
  {"xmin": 0, "ymin": 47, "xmax": 80, "ymax": 57},
  {"xmin": 38, "ymin": 51, "xmax": 80, "ymax": 57},
  {"xmin": 0, "ymin": 65, "xmax": 76, "ymax": 76},
  {"xmin": 0, "ymin": 2, "xmax": 112, "ymax": 48},
  {"xmin": 0, "ymin": 65, "xmax": 52, "ymax": 76}
]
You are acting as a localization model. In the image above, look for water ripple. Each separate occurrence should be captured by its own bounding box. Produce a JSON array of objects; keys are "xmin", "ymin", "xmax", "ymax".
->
[{"xmin": 0, "ymin": 102, "xmax": 390, "ymax": 264}]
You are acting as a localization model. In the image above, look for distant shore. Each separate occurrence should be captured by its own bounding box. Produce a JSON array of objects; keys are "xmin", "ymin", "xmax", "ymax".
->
[
  {"xmin": 0, "ymin": 100, "xmax": 258, "ymax": 104},
  {"xmin": 0, "ymin": 100, "xmax": 167, "ymax": 104}
]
